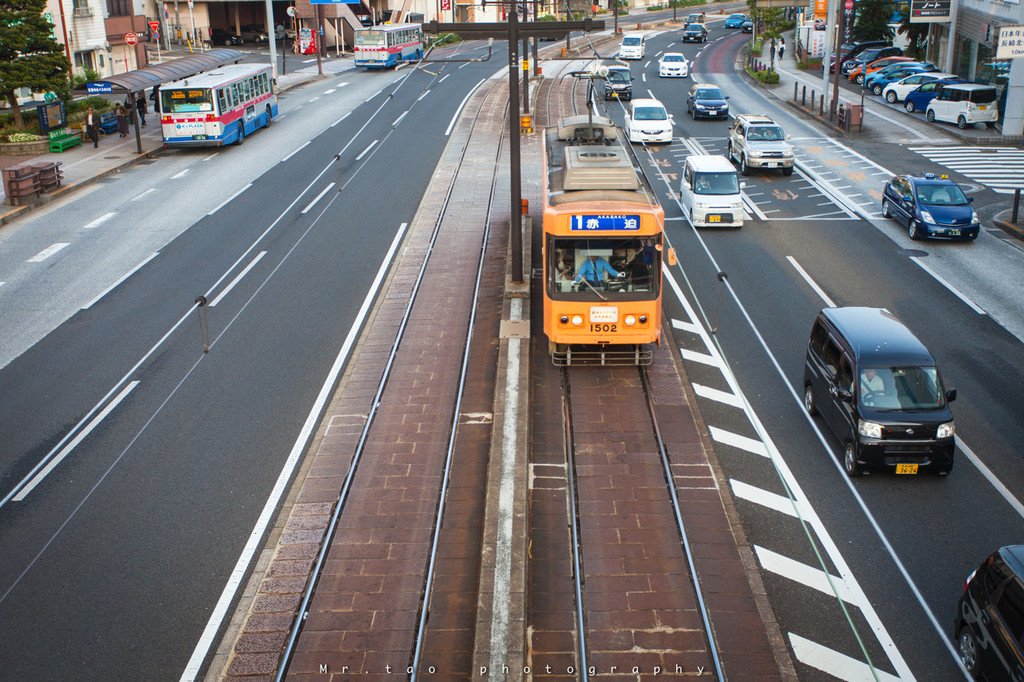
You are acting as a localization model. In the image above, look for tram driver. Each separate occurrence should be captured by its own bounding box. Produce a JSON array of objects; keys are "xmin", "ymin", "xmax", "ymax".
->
[{"xmin": 575, "ymin": 254, "xmax": 625, "ymax": 288}]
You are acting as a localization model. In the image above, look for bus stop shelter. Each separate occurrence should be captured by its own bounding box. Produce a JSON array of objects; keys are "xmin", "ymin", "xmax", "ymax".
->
[{"xmin": 73, "ymin": 49, "xmax": 248, "ymax": 153}]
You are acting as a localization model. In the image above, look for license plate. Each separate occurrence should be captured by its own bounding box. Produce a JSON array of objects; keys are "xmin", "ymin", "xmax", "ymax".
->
[
  {"xmin": 895, "ymin": 463, "xmax": 919, "ymax": 474},
  {"xmin": 193, "ymin": 134, "xmax": 208, "ymax": 140},
  {"xmin": 979, "ymin": 105, "xmax": 987, "ymax": 110},
  {"xmin": 766, "ymin": 162, "xmax": 777, "ymax": 168},
  {"xmin": 949, "ymin": 229, "xmax": 961, "ymax": 236},
  {"xmin": 708, "ymin": 215, "xmax": 721, "ymax": 222}
]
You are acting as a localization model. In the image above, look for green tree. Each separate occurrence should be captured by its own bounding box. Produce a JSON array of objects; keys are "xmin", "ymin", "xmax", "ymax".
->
[
  {"xmin": 852, "ymin": 0, "xmax": 896, "ymax": 42},
  {"xmin": 0, "ymin": 0, "xmax": 71, "ymax": 129},
  {"xmin": 896, "ymin": 13, "xmax": 928, "ymax": 59}
]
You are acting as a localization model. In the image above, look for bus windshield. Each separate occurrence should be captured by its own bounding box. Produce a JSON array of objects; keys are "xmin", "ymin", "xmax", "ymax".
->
[
  {"xmin": 355, "ymin": 31, "xmax": 385, "ymax": 46},
  {"xmin": 163, "ymin": 88, "xmax": 214, "ymax": 114}
]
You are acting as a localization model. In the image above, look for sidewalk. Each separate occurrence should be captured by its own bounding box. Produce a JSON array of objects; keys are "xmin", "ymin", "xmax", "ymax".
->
[{"xmin": 0, "ymin": 49, "xmax": 355, "ymax": 226}]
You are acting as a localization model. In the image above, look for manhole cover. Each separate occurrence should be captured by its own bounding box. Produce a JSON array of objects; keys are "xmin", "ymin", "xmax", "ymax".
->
[{"xmin": 897, "ymin": 249, "xmax": 928, "ymax": 257}]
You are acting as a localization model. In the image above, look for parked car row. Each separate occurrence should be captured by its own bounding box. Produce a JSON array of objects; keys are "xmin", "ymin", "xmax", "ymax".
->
[{"xmin": 209, "ymin": 24, "xmax": 268, "ymax": 46}]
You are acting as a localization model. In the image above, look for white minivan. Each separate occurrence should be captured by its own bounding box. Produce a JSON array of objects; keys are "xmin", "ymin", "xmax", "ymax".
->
[
  {"xmin": 619, "ymin": 33, "xmax": 645, "ymax": 60},
  {"xmin": 679, "ymin": 155, "xmax": 746, "ymax": 227},
  {"xmin": 624, "ymin": 98, "xmax": 673, "ymax": 144},
  {"xmin": 926, "ymin": 83, "xmax": 999, "ymax": 129}
]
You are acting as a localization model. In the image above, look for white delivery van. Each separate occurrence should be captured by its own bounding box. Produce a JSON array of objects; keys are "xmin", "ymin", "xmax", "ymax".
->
[
  {"xmin": 679, "ymin": 155, "xmax": 746, "ymax": 227},
  {"xmin": 619, "ymin": 33, "xmax": 645, "ymax": 60}
]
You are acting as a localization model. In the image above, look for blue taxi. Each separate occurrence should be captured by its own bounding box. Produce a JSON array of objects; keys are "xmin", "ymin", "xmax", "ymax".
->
[{"xmin": 881, "ymin": 173, "xmax": 980, "ymax": 241}]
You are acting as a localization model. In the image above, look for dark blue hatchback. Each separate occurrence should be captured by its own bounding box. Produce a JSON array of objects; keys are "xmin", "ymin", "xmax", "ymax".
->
[{"xmin": 881, "ymin": 173, "xmax": 980, "ymax": 241}]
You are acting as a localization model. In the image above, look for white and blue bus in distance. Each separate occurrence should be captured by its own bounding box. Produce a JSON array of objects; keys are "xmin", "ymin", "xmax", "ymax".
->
[
  {"xmin": 353, "ymin": 23, "xmax": 424, "ymax": 69},
  {"xmin": 159, "ymin": 63, "xmax": 278, "ymax": 147}
]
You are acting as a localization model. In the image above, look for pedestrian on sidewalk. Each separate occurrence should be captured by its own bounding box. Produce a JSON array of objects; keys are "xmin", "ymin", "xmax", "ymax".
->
[
  {"xmin": 136, "ymin": 92, "xmax": 147, "ymax": 127},
  {"xmin": 115, "ymin": 103, "xmax": 129, "ymax": 137},
  {"xmin": 85, "ymin": 107, "xmax": 99, "ymax": 148},
  {"xmin": 778, "ymin": 37, "xmax": 785, "ymax": 61}
]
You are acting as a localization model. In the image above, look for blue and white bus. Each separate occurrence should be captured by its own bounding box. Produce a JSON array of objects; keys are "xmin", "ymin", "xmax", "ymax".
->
[
  {"xmin": 159, "ymin": 63, "xmax": 278, "ymax": 147},
  {"xmin": 354, "ymin": 24, "xmax": 424, "ymax": 69}
]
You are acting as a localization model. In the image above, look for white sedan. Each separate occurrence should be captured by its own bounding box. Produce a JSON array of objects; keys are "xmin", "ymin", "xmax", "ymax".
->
[
  {"xmin": 658, "ymin": 52, "xmax": 689, "ymax": 78},
  {"xmin": 882, "ymin": 72, "xmax": 954, "ymax": 103},
  {"xmin": 624, "ymin": 98, "xmax": 674, "ymax": 144}
]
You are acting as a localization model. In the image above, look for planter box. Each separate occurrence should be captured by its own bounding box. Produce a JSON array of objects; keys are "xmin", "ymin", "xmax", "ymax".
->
[{"xmin": 0, "ymin": 137, "xmax": 52, "ymax": 156}]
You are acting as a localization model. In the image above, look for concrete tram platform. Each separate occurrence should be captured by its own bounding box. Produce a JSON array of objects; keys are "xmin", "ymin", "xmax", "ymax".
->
[{"xmin": 206, "ymin": 38, "xmax": 794, "ymax": 682}]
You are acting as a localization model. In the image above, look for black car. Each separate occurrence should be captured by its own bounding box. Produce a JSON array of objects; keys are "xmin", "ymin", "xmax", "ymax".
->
[
  {"xmin": 881, "ymin": 173, "xmax": 980, "ymax": 240},
  {"xmin": 956, "ymin": 546, "xmax": 1024, "ymax": 681},
  {"xmin": 686, "ymin": 83, "xmax": 729, "ymax": 119},
  {"xmin": 682, "ymin": 23, "xmax": 707, "ymax": 43},
  {"xmin": 803, "ymin": 306, "xmax": 956, "ymax": 477},
  {"xmin": 211, "ymin": 27, "xmax": 243, "ymax": 46},
  {"xmin": 830, "ymin": 40, "xmax": 889, "ymax": 73},
  {"xmin": 741, "ymin": 18, "xmax": 754, "ymax": 33}
]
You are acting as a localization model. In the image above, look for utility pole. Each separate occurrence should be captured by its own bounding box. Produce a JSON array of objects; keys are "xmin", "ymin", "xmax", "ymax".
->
[{"xmin": 423, "ymin": 13, "xmax": 604, "ymax": 283}]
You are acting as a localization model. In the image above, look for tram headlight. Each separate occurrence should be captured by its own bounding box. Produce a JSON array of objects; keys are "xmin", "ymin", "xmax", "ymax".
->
[
  {"xmin": 559, "ymin": 315, "xmax": 569, "ymax": 324},
  {"xmin": 624, "ymin": 315, "xmax": 637, "ymax": 326},
  {"xmin": 571, "ymin": 315, "xmax": 584, "ymax": 326},
  {"xmin": 639, "ymin": 315, "xmax": 648, "ymax": 324}
]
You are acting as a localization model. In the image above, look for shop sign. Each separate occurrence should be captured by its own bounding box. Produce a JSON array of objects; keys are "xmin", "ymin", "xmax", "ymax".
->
[{"xmin": 996, "ymin": 25, "xmax": 1024, "ymax": 59}]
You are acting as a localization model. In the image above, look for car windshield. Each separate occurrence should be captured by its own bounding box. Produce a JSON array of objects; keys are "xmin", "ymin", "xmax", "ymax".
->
[
  {"xmin": 662, "ymin": 55, "xmax": 684, "ymax": 62},
  {"xmin": 748, "ymin": 125, "xmax": 784, "ymax": 141},
  {"xmin": 696, "ymin": 88, "xmax": 724, "ymax": 99},
  {"xmin": 622, "ymin": 37, "xmax": 641, "ymax": 46},
  {"xmin": 694, "ymin": 172, "xmax": 739, "ymax": 195},
  {"xmin": 730, "ymin": 14, "xmax": 744, "ymax": 18},
  {"xmin": 859, "ymin": 366, "xmax": 945, "ymax": 410},
  {"xmin": 607, "ymin": 70, "xmax": 629, "ymax": 83},
  {"xmin": 687, "ymin": 14, "xmax": 701, "ymax": 20},
  {"xmin": 634, "ymin": 106, "xmax": 667, "ymax": 121},
  {"xmin": 685, "ymin": 26, "xmax": 703, "ymax": 33},
  {"xmin": 916, "ymin": 184, "xmax": 968, "ymax": 206}
]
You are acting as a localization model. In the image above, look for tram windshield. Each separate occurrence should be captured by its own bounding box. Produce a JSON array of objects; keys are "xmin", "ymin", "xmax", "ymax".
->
[{"xmin": 552, "ymin": 237, "xmax": 659, "ymax": 295}]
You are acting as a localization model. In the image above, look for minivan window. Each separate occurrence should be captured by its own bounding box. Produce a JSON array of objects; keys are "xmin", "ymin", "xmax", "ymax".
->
[
  {"xmin": 995, "ymin": 581, "xmax": 1024, "ymax": 640},
  {"xmin": 809, "ymin": 321, "xmax": 827, "ymax": 357},
  {"xmin": 859, "ymin": 366, "xmax": 945, "ymax": 410},
  {"xmin": 837, "ymin": 357, "xmax": 853, "ymax": 392},
  {"xmin": 968, "ymin": 88, "xmax": 998, "ymax": 104},
  {"xmin": 622, "ymin": 37, "xmax": 641, "ymax": 46},
  {"xmin": 694, "ymin": 171, "xmax": 739, "ymax": 195},
  {"xmin": 822, "ymin": 338, "xmax": 841, "ymax": 376}
]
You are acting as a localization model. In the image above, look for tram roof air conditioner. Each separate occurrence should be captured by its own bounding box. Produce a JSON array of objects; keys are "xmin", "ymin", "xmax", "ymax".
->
[{"xmin": 562, "ymin": 146, "xmax": 640, "ymax": 191}]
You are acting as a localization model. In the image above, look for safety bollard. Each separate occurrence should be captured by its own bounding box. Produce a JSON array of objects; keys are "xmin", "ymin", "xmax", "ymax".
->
[
  {"xmin": 802, "ymin": 85, "xmax": 807, "ymax": 106},
  {"xmin": 1013, "ymin": 188, "xmax": 1021, "ymax": 223}
]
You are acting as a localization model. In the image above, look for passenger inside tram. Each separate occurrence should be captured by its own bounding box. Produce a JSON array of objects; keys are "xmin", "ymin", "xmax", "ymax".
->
[{"xmin": 552, "ymin": 238, "xmax": 656, "ymax": 292}]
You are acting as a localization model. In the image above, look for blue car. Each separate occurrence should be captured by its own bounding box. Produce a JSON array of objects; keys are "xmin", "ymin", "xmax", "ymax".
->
[
  {"xmin": 866, "ymin": 63, "xmax": 935, "ymax": 95},
  {"xmin": 724, "ymin": 13, "xmax": 747, "ymax": 28},
  {"xmin": 903, "ymin": 78, "xmax": 963, "ymax": 113},
  {"xmin": 881, "ymin": 173, "xmax": 980, "ymax": 241}
]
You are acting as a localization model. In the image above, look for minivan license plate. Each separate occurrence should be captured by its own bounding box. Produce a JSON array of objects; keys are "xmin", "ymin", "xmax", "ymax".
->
[
  {"xmin": 895, "ymin": 463, "xmax": 919, "ymax": 474},
  {"xmin": 708, "ymin": 215, "xmax": 721, "ymax": 222}
]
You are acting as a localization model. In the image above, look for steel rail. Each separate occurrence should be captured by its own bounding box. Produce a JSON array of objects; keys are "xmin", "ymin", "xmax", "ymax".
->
[{"xmin": 273, "ymin": 77, "xmax": 495, "ymax": 682}]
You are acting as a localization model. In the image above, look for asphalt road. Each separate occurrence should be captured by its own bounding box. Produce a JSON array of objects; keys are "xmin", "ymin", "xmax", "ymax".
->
[{"xmin": 0, "ymin": 49, "xmax": 498, "ymax": 679}]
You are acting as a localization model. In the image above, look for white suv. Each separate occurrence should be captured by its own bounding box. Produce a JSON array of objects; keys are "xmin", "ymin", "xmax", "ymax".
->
[{"xmin": 727, "ymin": 114, "xmax": 795, "ymax": 176}]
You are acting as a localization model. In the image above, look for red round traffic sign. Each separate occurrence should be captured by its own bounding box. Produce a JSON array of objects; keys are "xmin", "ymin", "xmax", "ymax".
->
[
  {"xmin": 844, "ymin": 1, "xmax": 853, "ymax": 8},
  {"xmin": 124, "ymin": 31, "xmax": 139, "ymax": 46}
]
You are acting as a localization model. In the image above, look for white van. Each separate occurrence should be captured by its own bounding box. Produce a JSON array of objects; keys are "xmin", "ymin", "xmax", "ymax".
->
[
  {"xmin": 926, "ymin": 83, "xmax": 999, "ymax": 129},
  {"xmin": 679, "ymin": 155, "xmax": 746, "ymax": 227},
  {"xmin": 619, "ymin": 33, "xmax": 645, "ymax": 60}
]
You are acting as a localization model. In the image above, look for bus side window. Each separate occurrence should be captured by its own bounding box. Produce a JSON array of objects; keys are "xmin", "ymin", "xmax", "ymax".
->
[{"xmin": 217, "ymin": 88, "xmax": 227, "ymax": 113}]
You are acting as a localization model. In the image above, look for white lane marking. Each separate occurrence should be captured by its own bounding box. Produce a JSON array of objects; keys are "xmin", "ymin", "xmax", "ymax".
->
[
  {"xmin": 282, "ymin": 140, "xmax": 310, "ymax": 162},
  {"xmin": 417, "ymin": 90, "xmax": 431, "ymax": 102},
  {"xmin": 301, "ymin": 182, "xmax": 336, "ymax": 214},
  {"xmin": 179, "ymin": 223, "xmax": 410, "ymax": 682},
  {"xmin": 307, "ymin": 96, "xmax": 320, "ymax": 103},
  {"xmin": 82, "ymin": 252, "xmax": 159, "ymax": 310},
  {"xmin": 27, "ymin": 243, "xmax": 69, "ymax": 263},
  {"xmin": 392, "ymin": 110, "xmax": 408, "ymax": 127},
  {"xmin": 692, "ymin": 383, "xmax": 744, "ymax": 408},
  {"xmin": 671, "ymin": 318, "xmax": 702, "ymax": 334},
  {"xmin": 209, "ymin": 251, "xmax": 266, "ymax": 307},
  {"xmin": 787, "ymin": 256, "xmax": 836, "ymax": 308},
  {"xmin": 331, "ymin": 112, "xmax": 350, "ymax": 127},
  {"xmin": 439, "ymin": 74, "xmax": 449, "ymax": 84},
  {"xmin": 789, "ymin": 634, "xmax": 903, "ymax": 682},
  {"xmin": 709, "ymin": 426, "xmax": 769, "ymax": 457},
  {"xmin": 742, "ymin": 193, "xmax": 769, "ymax": 221},
  {"xmin": 131, "ymin": 188, "xmax": 157, "ymax": 202},
  {"xmin": 203, "ymin": 153, "xmax": 218, "ymax": 161},
  {"xmin": 756, "ymin": 546, "xmax": 857, "ymax": 605},
  {"xmin": 445, "ymin": 79, "xmax": 486, "ymax": 136},
  {"xmin": 208, "ymin": 183, "xmax": 252, "ymax": 215},
  {"xmin": 0, "ymin": 282, "xmax": 5, "ymax": 289},
  {"xmin": 910, "ymin": 256, "xmax": 986, "ymax": 315},
  {"xmin": 323, "ymin": 88, "xmax": 337, "ymax": 95},
  {"xmin": 14, "ymin": 381, "xmax": 140, "ymax": 501},
  {"xmin": 172, "ymin": 169, "xmax": 190, "ymax": 179},
  {"xmin": 956, "ymin": 436, "xmax": 1024, "ymax": 521},
  {"xmin": 84, "ymin": 212, "xmax": 116, "ymax": 229},
  {"xmin": 730, "ymin": 479, "xmax": 798, "ymax": 518},
  {"xmin": 355, "ymin": 140, "xmax": 378, "ymax": 161},
  {"xmin": 680, "ymin": 347, "xmax": 722, "ymax": 367}
]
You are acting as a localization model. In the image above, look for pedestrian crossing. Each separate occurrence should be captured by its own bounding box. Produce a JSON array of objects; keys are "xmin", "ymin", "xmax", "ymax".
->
[{"xmin": 907, "ymin": 146, "xmax": 1024, "ymax": 195}]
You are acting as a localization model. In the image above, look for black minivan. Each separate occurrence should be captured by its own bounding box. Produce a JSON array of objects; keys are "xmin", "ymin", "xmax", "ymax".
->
[
  {"xmin": 955, "ymin": 545, "xmax": 1024, "ymax": 681},
  {"xmin": 803, "ymin": 307, "xmax": 956, "ymax": 476}
]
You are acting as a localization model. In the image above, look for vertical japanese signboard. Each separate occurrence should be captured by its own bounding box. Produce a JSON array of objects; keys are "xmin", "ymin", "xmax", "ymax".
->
[{"xmin": 842, "ymin": 0, "xmax": 856, "ymax": 45}]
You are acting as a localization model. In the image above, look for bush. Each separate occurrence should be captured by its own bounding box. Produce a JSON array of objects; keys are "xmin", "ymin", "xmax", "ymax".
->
[{"xmin": 747, "ymin": 67, "xmax": 780, "ymax": 84}]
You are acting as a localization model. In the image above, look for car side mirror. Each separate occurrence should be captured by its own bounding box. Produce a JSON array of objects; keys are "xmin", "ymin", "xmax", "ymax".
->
[
  {"xmin": 740, "ymin": 181, "xmax": 746, "ymax": 189},
  {"xmin": 836, "ymin": 388, "xmax": 853, "ymax": 403},
  {"xmin": 725, "ymin": 95, "xmax": 730, "ymax": 99},
  {"xmin": 967, "ymin": 196, "xmax": 974, "ymax": 203},
  {"xmin": 786, "ymin": 135, "xmax": 792, "ymax": 140},
  {"xmin": 946, "ymin": 388, "xmax": 957, "ymax": 402}
]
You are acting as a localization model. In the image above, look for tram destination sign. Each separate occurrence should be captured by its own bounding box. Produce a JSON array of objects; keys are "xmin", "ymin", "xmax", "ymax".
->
[{"xmin": 570, "ymin": 214, "xmax": 641, "ymax": 231}]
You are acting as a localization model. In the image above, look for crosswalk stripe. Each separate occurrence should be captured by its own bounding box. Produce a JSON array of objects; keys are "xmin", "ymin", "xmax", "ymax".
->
[
  {"xmin": 908, "ymin": 146, "xmax": 1024, "ymax": 195},
  {"xmin": 756, "ymin": 546, "xmax": 858, "ymax": 605},
  {"xmin": 789, "ymin": 633, "xmax": 903, "ymax": 682},
  {"xmin": 709, "ymin": 426, "xmax": 768, "ymax": 456}
]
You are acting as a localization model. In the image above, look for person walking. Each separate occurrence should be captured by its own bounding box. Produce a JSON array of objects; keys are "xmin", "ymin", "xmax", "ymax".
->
[
  {"xmin": 778, "ymin": 36, "xmax": 785, "ymax": 61},
  {"xmin": 136, "ymin": 92, "xmax": 147, "ymax": 127},
  {"xmin": 114, "ymin": 103, "xmax": 129, "ymax": 137},
  {"xmin": 85, "ymin": 107, "xmax": 99, "ymax": 148}
]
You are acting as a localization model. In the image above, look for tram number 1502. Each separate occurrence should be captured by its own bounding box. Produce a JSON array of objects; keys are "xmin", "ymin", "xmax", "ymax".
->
[{"xmin": 590, "ymin": 323, "xmax": 617, "ymax": 333}]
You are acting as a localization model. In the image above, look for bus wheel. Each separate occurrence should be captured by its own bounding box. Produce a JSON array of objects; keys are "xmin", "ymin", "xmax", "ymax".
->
[{"xmin": 236, "ymin": 124, "xmax": 245, "ymax": 145}]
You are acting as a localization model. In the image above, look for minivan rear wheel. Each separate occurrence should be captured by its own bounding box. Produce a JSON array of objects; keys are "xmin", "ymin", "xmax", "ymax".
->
[
  {"xmin": 843, "ymin": 442, "xmax": 862, "ymax": 477},
  {"xmin": 804, "ymin": 384, "xmax": 818, "ymax": 416},
  {"xmin": 957, "ymin": 626, "xmax": 980, "ymax": 678},
  {"xmin": 958, "ymin": 115, "xmax": 968, "ymax": 129}
]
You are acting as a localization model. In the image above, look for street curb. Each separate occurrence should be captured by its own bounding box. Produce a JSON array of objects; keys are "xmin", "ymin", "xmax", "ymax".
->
[{"xmin": 994, "ymin": 219, "xmax": 1024, "ymax": 242}]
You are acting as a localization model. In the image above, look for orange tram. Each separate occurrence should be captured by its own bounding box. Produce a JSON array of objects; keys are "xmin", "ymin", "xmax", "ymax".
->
[{"xmin": 542, "ymin": 114, "xmax": 675, "ymax": 365}]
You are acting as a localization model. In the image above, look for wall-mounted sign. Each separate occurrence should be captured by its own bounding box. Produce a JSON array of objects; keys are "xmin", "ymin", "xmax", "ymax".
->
[
  {"xmin": 86, "ymin": 82, "xmax": 114, "ymax": 94},
  {"xmin": 996, "ymin": 25, "xmax": 1024, "ymax": 58},
  {"xmin": 909, "ymin": 0, "xmax": 951, "ymax": 23}
]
